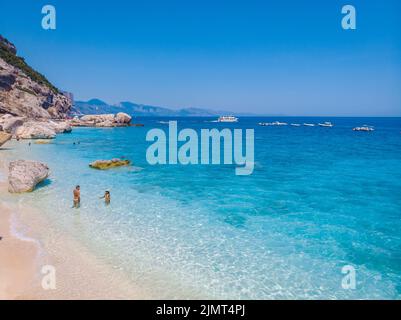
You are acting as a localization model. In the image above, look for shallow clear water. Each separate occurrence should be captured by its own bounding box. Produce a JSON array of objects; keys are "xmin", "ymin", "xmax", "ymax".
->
[{"xmin": 1, "ymin": 117, "xmax": 401, "ymax": 299}]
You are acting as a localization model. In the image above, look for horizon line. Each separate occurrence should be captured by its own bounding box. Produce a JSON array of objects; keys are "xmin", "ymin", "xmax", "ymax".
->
[{"xmin": 74, "ymin": 98, "xmax": 401, "ymax": 118}]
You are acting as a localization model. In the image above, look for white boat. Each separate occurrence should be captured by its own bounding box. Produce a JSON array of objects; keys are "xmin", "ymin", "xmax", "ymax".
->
[
  {"xmin": 217, "ymin": 116, "xmax": 238, "ymax": 123},
  {"xmin": 303, "ymin": 123, "xmax": 315, "ymax": 127},
  {"xmin": 290, "ymin": 123, "xmax": 301, "ymax": 127},
  {"xmin": 318, "ymin": 122, "xmax": 334, "ymax": 127},
  {"xmin": 258, "ymin": 121, "xmax": 288, "ymax": 126},
  {"xmin": 353, "ymin": 126, "xmax": 374, "ymax": 132},
  {"xmin": 272, "ymin": 121, "xmax": 288, "ymax": 126}
]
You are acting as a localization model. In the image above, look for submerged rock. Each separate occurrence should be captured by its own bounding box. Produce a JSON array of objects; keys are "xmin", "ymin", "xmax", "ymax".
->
[
  {"xmin": 34, "ymin": 139, "xmax": 52, "ymax": 144},
  {"xmin": 89, "ymin": 158, "xmax": 131, "ymax": 170},
  {"xmin": 0, "ymin": 131, "xmax": 11, "ymax": 147},
  {"xmin": 8, "ymin": 160, "xmax": 50, "ymax": 193}
]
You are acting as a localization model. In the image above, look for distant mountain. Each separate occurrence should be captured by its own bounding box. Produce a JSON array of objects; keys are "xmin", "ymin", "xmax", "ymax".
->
[
  {"xmin": 71, "ymin": 99, "xmax": 121, "ymax": 115},
  {"xmin": 72, "ymin": 99, "xmax": 244, "ymax": 117}
]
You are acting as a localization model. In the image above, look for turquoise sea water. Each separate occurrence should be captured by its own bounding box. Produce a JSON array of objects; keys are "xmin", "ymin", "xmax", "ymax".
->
[{"xmin": 2, "ymin": 117, "xmax": 401, "ymax": 299}]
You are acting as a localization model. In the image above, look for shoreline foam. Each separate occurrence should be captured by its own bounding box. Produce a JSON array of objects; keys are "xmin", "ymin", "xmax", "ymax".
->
[{"xmin": 2, "ymin": 117, "xmax": 401, "ymax": 299}]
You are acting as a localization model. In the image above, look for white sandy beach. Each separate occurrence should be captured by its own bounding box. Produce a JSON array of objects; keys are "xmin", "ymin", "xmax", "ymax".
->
[{"xmin": 0, "ymin": 161, "xmax": 146, "ymax": 300}]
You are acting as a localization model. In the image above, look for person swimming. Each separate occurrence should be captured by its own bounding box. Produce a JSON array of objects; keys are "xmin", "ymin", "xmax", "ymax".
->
[
  {"xmin": 73, "ymin": 185, "xmax": 81, "ymax": 208},
  {"xmin": 100, "ymin": 191, "xmax": 111, "ymax": 205}
]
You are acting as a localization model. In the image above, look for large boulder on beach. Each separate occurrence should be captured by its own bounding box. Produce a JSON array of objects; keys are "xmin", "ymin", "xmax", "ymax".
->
[
  {"xmin": 8, "ymin": 160, "xmax": 50, "ymax": 193},
  {"xmin": 115, "ymin": 112, "xmax": 131, "ymax": 124},
  {"xmin": 0, "ymin": 115, "xmax": 72, "ymax": 136},
  {"xmin": 89, "ymin": 158, "xmax": 131, "ymax": 170},
  {"xmin": 15, "ymin": 121, "xmax": 56, "ymax": 139},
  {"xmin": 0, "ymin": 132, "xmax": 12, "ymax": 147}
]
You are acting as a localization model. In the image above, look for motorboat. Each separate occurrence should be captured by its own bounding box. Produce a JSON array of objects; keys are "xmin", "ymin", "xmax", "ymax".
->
[
  {"xmin": 353, "ymin": 126, "xmax": 374, "ymax": 132},
  {"xmin": 258, "ymin": 121, "xmax": 288, "ymax": 126},
  {"xmin": 318, "ymin": 122, "xmax": 334, "ymax": 127},
  {"xmin": 217, "ymin": 116, "xmax": 239, "ymax": 123},
  {"xmin": 272, "ymin": 121, "xmax": 288, "ymax": 126}
]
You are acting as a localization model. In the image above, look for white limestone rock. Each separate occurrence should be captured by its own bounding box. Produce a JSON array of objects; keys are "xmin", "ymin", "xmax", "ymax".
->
[{"xmin": 8, "ymin": 160, "xmax": 50, "ymax": 193}]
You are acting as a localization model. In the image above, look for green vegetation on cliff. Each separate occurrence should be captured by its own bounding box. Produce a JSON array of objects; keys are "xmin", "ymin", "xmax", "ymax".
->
[{"xmin": 0, "ymin": 36, "xmax": 59, "ymax": 93}]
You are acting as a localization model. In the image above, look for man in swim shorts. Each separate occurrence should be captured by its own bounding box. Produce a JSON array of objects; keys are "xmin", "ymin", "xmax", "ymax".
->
[{"xmin": 73, "ymin": 185, "xmax": 81, "ymax": 208}]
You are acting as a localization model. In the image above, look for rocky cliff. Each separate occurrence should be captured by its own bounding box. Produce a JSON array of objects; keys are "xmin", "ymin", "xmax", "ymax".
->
[{"xmin": 0, "ymin": 35, "xmax": 72, "ymax": 118}]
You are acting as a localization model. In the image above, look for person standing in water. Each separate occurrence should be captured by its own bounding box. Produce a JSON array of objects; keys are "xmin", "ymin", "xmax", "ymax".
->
[
  {"xmin": 73, "ymin": 185, "xmax": 81, "ymax": 208},
  {"xmin": 100, "ymin": 191, "xmax": 111, "ymax": 205}
]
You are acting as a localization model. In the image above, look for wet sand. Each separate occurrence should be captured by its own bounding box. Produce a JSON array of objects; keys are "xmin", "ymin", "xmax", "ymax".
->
[{"xmin": 0, "ymin": 202, "xmax": 39, "ymax": 299}]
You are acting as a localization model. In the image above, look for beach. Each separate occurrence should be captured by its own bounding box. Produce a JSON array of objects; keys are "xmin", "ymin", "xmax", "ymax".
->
[
  {"xmin": 1, "ymin": 117, "xmax": 401, "ymax": 299},
  {"xmin": 0, "ymin": 163, "xmax": 145, "ymax": 300},
  {"xmin": 1, "ymin": 0, "xmax": 400, "ymax": 302}
]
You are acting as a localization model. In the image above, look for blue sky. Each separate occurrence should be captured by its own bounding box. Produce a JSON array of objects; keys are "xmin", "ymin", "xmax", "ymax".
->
[{"xmin": 1, "ymin": 0, "xmax": 400, "ymax": 115}]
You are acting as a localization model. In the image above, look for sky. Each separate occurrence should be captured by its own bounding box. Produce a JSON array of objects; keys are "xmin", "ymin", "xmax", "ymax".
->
[{"xmin": 1, "ymin": 0, "xmax": 401, "ymax": 116}]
